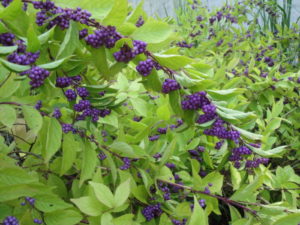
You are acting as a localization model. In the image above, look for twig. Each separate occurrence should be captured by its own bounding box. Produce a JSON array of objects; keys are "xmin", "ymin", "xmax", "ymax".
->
[
  {"xmin": 8, "ymin": 150, "xmax": 42, "ymax": 159},
  {"xmin": 158, "ymin": 179, "xmax": 258, "ymax": 216}
]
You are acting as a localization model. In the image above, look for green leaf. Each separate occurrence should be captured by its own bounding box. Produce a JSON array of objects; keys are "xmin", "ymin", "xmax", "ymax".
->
[
  {"xmin": 156, "ymin": 104, "xmax": 171, "ymax": 121},
  {"xmin": 127, "ymin": 0, "xmax": 146, "ymax": 24},
  {"xmin": 0, "ymin": 58, "xmax": 30, "ymax": 72},
  {"xmin": 38, "ymin": 26, "xmax": 55, "ymax": 45},
  {"xmin": 27, "ymin": 25, "xmax": 40, "ymax": 52},
  {"xmin": 189, "ymin": 196, "xmax": 208, "ymax": 225},
  {"xmin": 168, "ymin": 90, "xmax": 183, "ymax": 116},
  {"xmin": 89, "ymin": 182, "xmax": 115, "ymax": 208},
  {"xmin": 131, "ymin": 20, "xmax": 173, "ymax": 43},
  {"xmin": 271, "ymin": 99, "xmax": 284, "ymax": 118},
  {"xmin": 35, "ymin": 194, "xmax": 72, "ymax": 212},
  {"xmin": 230, "ymin": 165, "xmax": 241, "ymax": 190},
  {"xmin": 56, "ymin": 21, "xmax": 79, "ymax": 59},
  {"xmin": 208, "ymin": 89, "xmax": 245, "ymax": 100},
  {"xmin": 114, "ymin": 179, "xmax": 131, "ymax": 207},
  {"xmin": 216, "ymin": 105, "xmax": 256, "ymax": 122},
  {"xmin": 0, "ymin": 0, "xmax": 29, "ymax": 35},
  {"xmin": 74, "ymin": 0, "xmax": 114, "ymax": 20},
  {"xmin": 0, "ymin": 46, "xmax": 18, "ymax": 55},
  {"xmin": 198, "ymin": 172, "xmax": 224, "ymax": 194},
  {"xmin": 71, "ymin": 196, "xmax": 104, "ymax": 216},
  {"xmin": 60, "ymin": 133, "xmax": 80, "ymax": 175},
  {"xmin": 143, "ymin": 69, "xmax": 162, "ymax": 92},
  {"xmin": 153, "ymin": 54, "xmax": 194, "ymax": 70},
  {"xmin": 159, "ymin": 139, "xmax": 177, "ymax": 167},
  {"xmin": 263, "ymin": 117, "xmax": 281, "ymax": 136},
  {"xmin": 231, "ymin": 175, "xmax": 264, "ymax": 202},
  {"xmin": 39, "ymin": 117, "xmax": 62, "ymax": 163},
  {"xmin": 130, "ymin": 98, "xmax": 148, "ymax": 117},
  {"xmin": 227, "ymin": 57, "xmax": 240, "ymax": 70},
  {"xmin": 273, "ymin": 213, "xmax": 300, "ymax": 225},
  {"xmin": 231, "ymin": 125, "xmax": 262, "ymax": 140},
  {"xmin": 248, "ymin": 145, "xmax": 287, "ymax": 158},
  {"xmin": 0, "ymin": 73, "xmax": 20, "ymax": 98},
  {"xmin": 79, "ymin": 142, "xmax": 97, "ymax": 186},
  {"xmin": 22, "ymin": 105, "xmax": 43, "ymax": 134},
  {"xmin": 0, "ymin": 105, "xmax": 16, "ymax": 128},
  {"xmin": 101, "ymin": 213, "xmax": 114, "ymax": 225},
  {"xmin": 89, "ymin": 47, "xmax": 110, "ymax": 79},
  {"xmin": 0, "ymin": 183, "xmax": 52, "ymax": 201},
  {"xmin": 44, "ymin": 209, "xmax": 82, "ymax": 225},
  {"xmin": 39, "ymin": 57, "xmax": 68, "ymax": 70},
  {"xmin": 0, "ymin": 167, "xmax": 38, "ymax": 185},
  {"xmin": 229, "ymin": 206, "xmax": 242, "ymax": 221},
  {"xmin": 110, "ymin": 141, "xmax": 138, "ymax": 158},
  {"xmin": 102, "ymin": 0, "xmax": 128, "ymax": 26}
]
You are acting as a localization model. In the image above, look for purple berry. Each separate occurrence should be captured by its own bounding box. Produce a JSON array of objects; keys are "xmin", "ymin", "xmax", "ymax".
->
[
  {"xmin": 52, "ymin": 108, "xmax": 62, "ymax": 119},
  {"xmin": 162, "ymin": 79, "xmax": 181, "ymax": 93},
  {"xmin": 65, "ymin": 89, "xmax": 77, "ymax": 101},
  {"xmin": 136, "ymin": 59, "xmax": 155, "ymax": 76}
]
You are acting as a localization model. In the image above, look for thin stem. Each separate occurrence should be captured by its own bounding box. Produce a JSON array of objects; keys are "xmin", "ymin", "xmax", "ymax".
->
[
  {"xmin": 0, "ymin": 102, "xmax": 22, "ymax": 106},
  {"xmin": 158, "ymin": 179, "xmax": 258, "ymax": 216},
  {"xmin": 8, "ymin": 150, "xmax": 43, "ymax": 159}
]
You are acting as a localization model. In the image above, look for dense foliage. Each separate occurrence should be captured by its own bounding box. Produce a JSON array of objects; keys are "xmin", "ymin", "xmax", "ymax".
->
[{"xmin": 0, "ymin": 0, "xmax": 299, "ymax": 225}]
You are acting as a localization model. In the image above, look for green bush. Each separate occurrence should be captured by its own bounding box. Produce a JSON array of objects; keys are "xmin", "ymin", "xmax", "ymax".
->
[{"xmin": 0, "ymin": 0, "xmax": 299, "ymax": 225}]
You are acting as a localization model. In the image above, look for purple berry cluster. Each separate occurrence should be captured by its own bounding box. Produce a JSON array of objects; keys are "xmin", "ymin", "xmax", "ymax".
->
[
  {"xmin": 113, "ymin": 45, "xmax": 136, "ymax": 63},
  {"xmin": 65, "ymin": 89, "xmax": 77, "ymax": 101},
  {"xmin": 20, "ymin": 66, "xmax": 50, "ymax": 88},
  {"xmin": 136, "ymin": 59, "xmax": 155, "ymax": 76},
  {"xmin": 181, "ymin": 91, "xmax": 210, "ymax": 110},
  {"xmin": 204, "ymin": 119, "xmax": 240, "ymax": 142},
  {"xmin": 33, "ymin": 1, "xmax": 92, "ymax": 29},
  {"xmin": 245, "ymin": 158, "xmax": 269, "ymax": 168},
  {"xmin": 35, "ymin": 100, "xmax": 42, "ymax": 110},
  {"xmin": 85, "ymin": 26, "xmax": 122, "ymax": 48},
  {"xmin": 76, "ymin": 87, "xmax": 89, "ymax": 98},
  {"xmin": 197, "ymin": 104, "xmax": 217, "ymax": 124},
  {"xmin": 7, "ymin": 51, "xmax": 40, "ymax": 65},
  {"xmin": 62, "ymin": 123, "xmax": 75, "ymax": 134},
  {"xmin": 135, "ymin": 16, "xmax": 145, "ymax": 27},
  {"xmin": 61, "ymin": 78, "xmax": 110, "ymax": 122},
  {"xmin": 157, "ymin": 127, "xmax": 168, "ymax": 134},
  {"xmin": 158, "ymin": 182, "xmax": 171, "ymax": 200},
  {"xmin": 133, "ymin": 116, "xmax": 143, "ymax": 122},
  {"xmin": 75, "ymin": 102, "xmax": 111, "ymax": 122},
  {"xmin": 142, "ymin": 203, "xmax": 163, "ymax": 221},
  {"xmin": 216, "ymin": 39, "xmax": 224, "ymax": 47},
  {"xmin": 162, "ymin": 79, "xmax": 181, "ymax": 94},
  {"xmin": 149, "ymin": 135, "xmax": 160, "ymax": 141},
  {"xmin": 120, "ymin": 157, "xmax": 131, "ymax": 170},
  {"xmin": 0, "ymin": 33, "xmax": 15, "ymax": 46},
  {"xmin": 113, "ymin": 40, "xmax": 147, "ymax": 63},
  {"xmin": 215, "ymin": 140, "xmax": 224, "ymax": 150},
  {"xmin": 176, "ymin": 41, "xmax": 193, "ymax": 48},
  {"xmin": 188, "ymin": 148, "xmax": 203, "ymax": 162},
  {"xmin": 264, "ymin": 56, "xmax": 275, "ymax": 67},
  {"xmin": 229, "ymin": 146, "xmax": 255, "ymax": 168},
  {"xmin": 209, "ymin": 11, "xmax": 237, "ymax": 24},
  {"xmin": 79, "ymin": 28, "xmax": 88, "ymax": 39},
  {"xmin": 33, "ymin": 218, "xmax": 43, "ymax": 224},
  {"xmin": 56, "ymin": 77, "xmax": 72, "ymax": 88},
  {"xmin": 172, "ymin": 219, "xmax": 187, "ymax": 225},
  {"xmin": 2, "ymin": 216, "xmax": 19, "ymax": 225},
  {"xmin": 98, "ymin": 151, "xmax": 107, "ymax": 160},
  {"xmin": 23, "ymin": 197, "xmax": 35, "ymax": 206},
  {"xmin": 190, "ymin": 199, "xmax": 206, "ymax": 210},
  {"xmin": 52, "ymin": 108, "xmax": 62, "ymax": 119}
]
